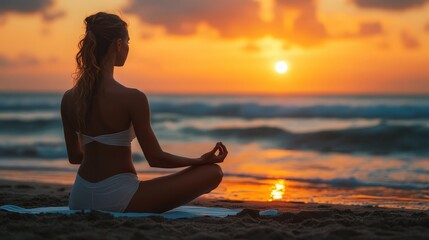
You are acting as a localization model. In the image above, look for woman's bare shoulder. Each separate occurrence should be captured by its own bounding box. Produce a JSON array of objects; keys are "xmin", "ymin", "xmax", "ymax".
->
[
  {"xmin": 107, "ymin": 86, "xmax": 149, "ymax": 113},
  {"xmin": 111, "ymin": 83, "xmax": 145, "ymax": 99},
  {"xmin": 124, "ymin": 87, "xmax": 149, "ymax": 104},
  {"xmin": 60, "ymin": 88, "xmax": 77, "ymax": 121},
  {"xmin": 61, "ymin": 88, "xmax": 75, "ymax": 107}
]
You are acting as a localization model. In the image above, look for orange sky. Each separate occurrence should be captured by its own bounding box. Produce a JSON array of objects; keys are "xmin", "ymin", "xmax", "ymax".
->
[{"xmin": 0, "ymin": 0, "xmax": 428, "ymax": 94}]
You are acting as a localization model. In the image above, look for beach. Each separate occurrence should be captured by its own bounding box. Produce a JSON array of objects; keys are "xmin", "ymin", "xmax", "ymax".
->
[{"xmin": 1, "ymin": 179, "xmax": 429, "ymax": 240}]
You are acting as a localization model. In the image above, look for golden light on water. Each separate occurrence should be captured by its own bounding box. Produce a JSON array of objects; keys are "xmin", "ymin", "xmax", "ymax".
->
[{"xmin": 269, "ymin": 179, "xmax": 286, "ymax": 201}]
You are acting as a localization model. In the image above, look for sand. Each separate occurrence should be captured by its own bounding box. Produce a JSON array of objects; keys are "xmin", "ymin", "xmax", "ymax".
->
[{"xmin": 1, "ymin": 179, "xmax": 429, "ymax": 240}]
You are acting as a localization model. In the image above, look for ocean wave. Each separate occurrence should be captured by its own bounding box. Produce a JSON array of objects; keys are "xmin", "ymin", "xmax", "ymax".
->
[
  {"xmin": 0, "ymin": 142, "xmax": 66, "ymax": 159},
  {"xmin": 225, "ymin": 173, "xmax": 429, "ymax": 190},
  {"xmin": 0, "ymin": 93, "xmax": 61, "ymax": 111},
  {"xmin": 0, "ymin": 143, "xmax": 146, "ymax": 161},
  {"xmin": 0, "ymin": 119, "xmax": 62, "ymax": 133},
  {"xmin": 182, "ymin": 123, "xmax": 429, "ymax": 156},
  {"xmin": 2, "ymin": 101, "xmax": 429, "ymax": 120},
  {"xmin": 0, "ymin": 102, "xmax": 59, "ymax": 111},
  {"xmin": 150, "ymin": 102, "xmax": 429, "ymax": 119},
  {"xmin": 287, "ymin": 177, "xmax": 429, "ymax": 190},
  {"xmin": 0, "ymin": 114, "xmax": 185, "ymax": 134},
  {"xmin": 0, "ymin": 165, "xmax": 75, "ymax": 172},
  {"xmin": 0, "ymin": 164, "xmax": 426, "ymax": 190},
  {"xmin": 2, "ymin": 93, "xmax": 429, "ymax": 120}
]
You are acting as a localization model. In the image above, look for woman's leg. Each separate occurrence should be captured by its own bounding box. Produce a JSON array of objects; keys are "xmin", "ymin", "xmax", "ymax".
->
[{"xmin": 124, "ymin": 163, "xmax": 223, "ymax": 213}]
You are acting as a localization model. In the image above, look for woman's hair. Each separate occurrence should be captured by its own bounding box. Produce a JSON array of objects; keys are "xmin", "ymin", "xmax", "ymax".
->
[{"xmin": 73, "ymin": 12, "xmax": 128, "ymax": 130}]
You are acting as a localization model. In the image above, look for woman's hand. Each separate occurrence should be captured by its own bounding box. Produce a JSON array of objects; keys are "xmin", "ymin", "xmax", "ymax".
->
[{"xmin": 199, "ymin": 142, "xmax": 228, "ymax": 164}]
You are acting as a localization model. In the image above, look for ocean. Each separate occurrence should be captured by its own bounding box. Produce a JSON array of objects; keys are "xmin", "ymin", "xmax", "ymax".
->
[{"xmin": 1, "ymin": 92, "xmax": 428, "ymax": 209}]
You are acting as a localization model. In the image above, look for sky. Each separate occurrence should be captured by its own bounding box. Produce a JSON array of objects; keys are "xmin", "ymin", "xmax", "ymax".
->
[{"xmin": 0, "ymin": 0, "xmax": 428, "ymax": 94}]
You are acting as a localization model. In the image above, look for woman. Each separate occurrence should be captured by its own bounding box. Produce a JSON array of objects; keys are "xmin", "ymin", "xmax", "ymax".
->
[{"xmin": 61, "ymin": 12, "xmax": 227, "ymax": 213}]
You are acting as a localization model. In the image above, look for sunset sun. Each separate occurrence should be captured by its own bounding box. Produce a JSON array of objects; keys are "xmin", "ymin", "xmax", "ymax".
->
[{"xmin": 275, "ymin": 61, "xmax": 288, "ymax": 74}]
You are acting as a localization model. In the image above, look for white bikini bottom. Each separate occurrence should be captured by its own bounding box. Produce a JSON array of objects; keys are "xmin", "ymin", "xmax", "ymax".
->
[{"xmin": 68, "ymin": 173, "xmax": 140, "ymax": 213}]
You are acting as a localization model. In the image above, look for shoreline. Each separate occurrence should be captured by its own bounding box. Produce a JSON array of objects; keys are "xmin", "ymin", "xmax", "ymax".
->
[
  {"xmin": 1, "ymin": 174, "xmax": 428, "ymax": 211},
  {"xmin": 1, "ymin": 179, "xmax": 429, "ymax": 239},
  {"xmin": 1, "ymin": 176, "xmax": 428, "ymax": 211}
]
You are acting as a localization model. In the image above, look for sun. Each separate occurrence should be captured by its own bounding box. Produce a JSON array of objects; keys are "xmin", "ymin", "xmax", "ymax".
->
[{"xmin": 275, "ymin": 61, "xmax": 288, "ymax": 74}]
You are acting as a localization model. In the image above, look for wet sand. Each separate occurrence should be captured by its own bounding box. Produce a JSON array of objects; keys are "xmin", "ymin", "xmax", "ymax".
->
[{"xmin": 1, "ymin": 179, "xmax": 428, "ymax": 240}]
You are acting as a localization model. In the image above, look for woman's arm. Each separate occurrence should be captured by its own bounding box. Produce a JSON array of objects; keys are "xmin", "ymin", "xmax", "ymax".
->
[
  {"xmin": 61, "ymin": 91, "xmax": 83, "ymax": 165},
  {"xmin": 129, "ymin": 90, "xmax": 227, "ymax": 168}
]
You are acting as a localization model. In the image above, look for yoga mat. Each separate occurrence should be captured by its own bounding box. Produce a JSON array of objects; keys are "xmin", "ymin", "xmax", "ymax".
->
[{"xmin": 0, "ymin": 205, "xmax": 280, "ymax": 219}]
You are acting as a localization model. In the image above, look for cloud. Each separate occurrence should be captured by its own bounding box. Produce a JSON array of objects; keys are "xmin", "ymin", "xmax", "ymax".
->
[
  {"xmin": 358, "ymin": 22, "xmax": 383, "ymax": 36},
  {"xmin": 41, "ymin": 9, "xmax": 65, "ymax": 22},
  {"xmin": 277, "ymin": 0, "xmax": 328, "ymax": 46},
  {"xmin": 123, "ymin": 0, "xmax": 265, "ymax": 36},
  {"xmin": 243, "ymin": 42, "xmax": 261, "ymax": 52},
  {"xmin": 0, "ymin": 0, "xmax": 64, "ymax": 22},
  {"xmin": 123, "ymin": 0, "xmax": 328, "ymax": 47},
  {"xmin": 400, "ymin": 31, "xmax": 420, "ymax": 49},
  {"xmin": 0, "ymin": 16, "xmax": 6, "ymax": 26},
  {"xmin": 0, "ymin": 54, "xmax": 40, "ymax": 67},
  {"xmin": 337, "ymin": 21, "xmax": 383, "ymax": 39},
  {"xmin": 0, "ymin": 0, "xmax": 52, "ymax": 13},
  {"xmin": 351, "ymin": 0, "xmax": 429, "ymax": 11}
]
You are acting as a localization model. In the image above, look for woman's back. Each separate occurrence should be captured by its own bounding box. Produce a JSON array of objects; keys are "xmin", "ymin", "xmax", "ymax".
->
[
  {"xmin": 64, "ymin": 12, "xmax": 226, "ymax": 213},
  {"xmin": 63, "ymin": 82, "xmax": 137, "ymax": 182}
]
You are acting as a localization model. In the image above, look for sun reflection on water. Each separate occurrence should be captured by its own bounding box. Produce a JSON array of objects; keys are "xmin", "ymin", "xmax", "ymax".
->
[{"xmin": 269, "ymin": 179, "xmax": 286, "ymax": 201}]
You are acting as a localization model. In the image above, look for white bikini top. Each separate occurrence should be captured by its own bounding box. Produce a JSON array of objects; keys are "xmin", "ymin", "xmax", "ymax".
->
[{"xmin": 76, "ymin": 125, "xmax": 136, "ymax": 147}]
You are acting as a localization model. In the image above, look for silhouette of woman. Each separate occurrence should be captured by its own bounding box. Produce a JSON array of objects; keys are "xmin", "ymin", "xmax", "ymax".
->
[{"xmin": 61, "ymin": 12, "xmax": 227, "ymax": 213}]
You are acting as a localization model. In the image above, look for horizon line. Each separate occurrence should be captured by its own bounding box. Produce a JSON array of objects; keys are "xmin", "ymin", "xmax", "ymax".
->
[{"xmin": 0, "ymin": 90, "xmax": 429, "ymax": 97}]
